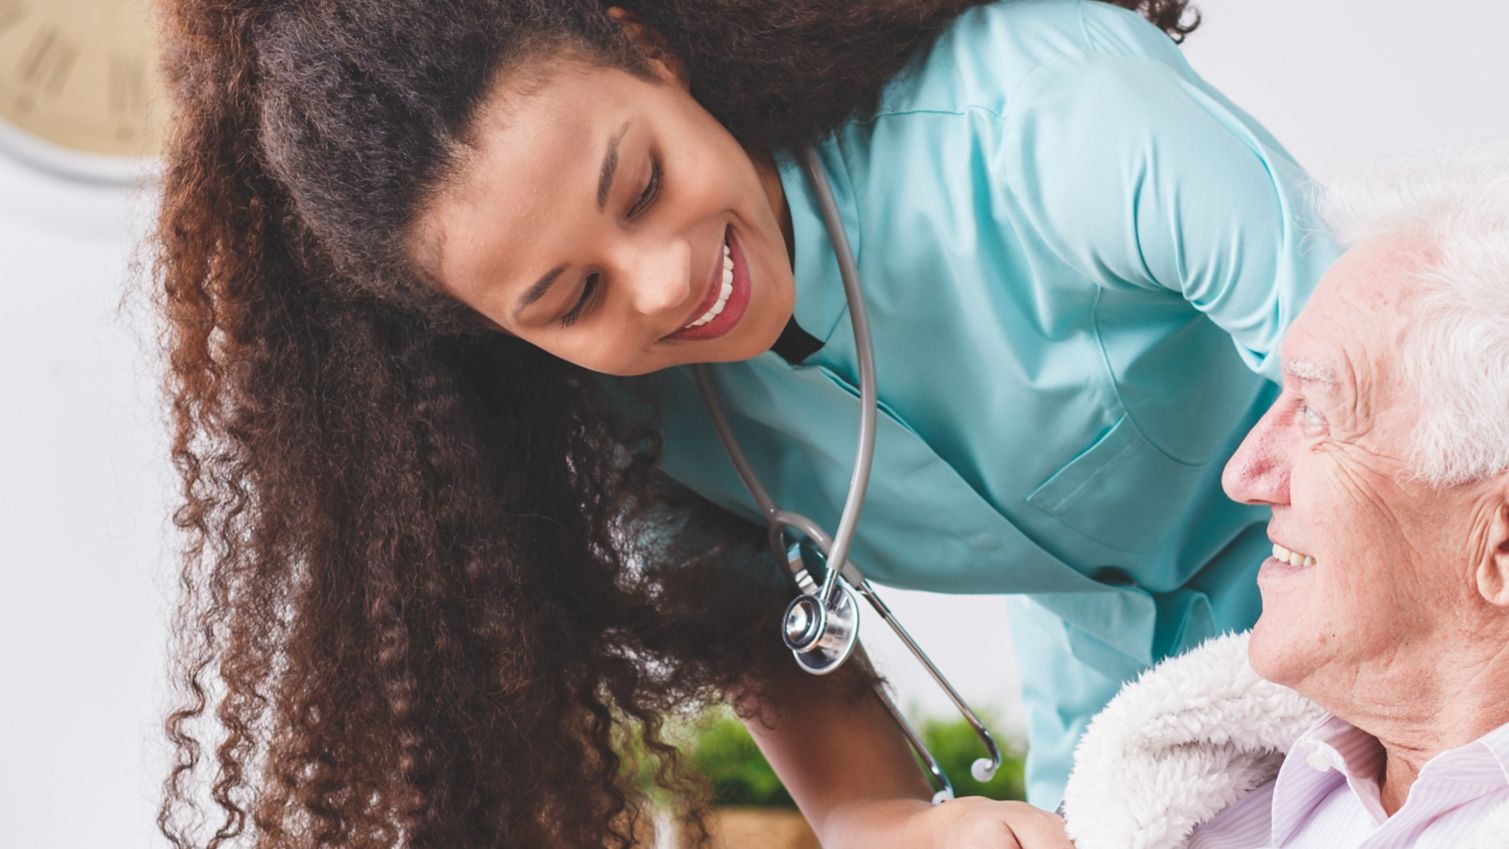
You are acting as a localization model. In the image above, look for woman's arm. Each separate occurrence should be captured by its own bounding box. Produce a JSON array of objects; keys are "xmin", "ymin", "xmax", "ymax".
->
[
  {"xmin": 631, "ymin": 484, "xmax": 1062, "ymax": 845},
  {"xmin": 743, "ymin": 666, "xmax": 1074, "ymax": 849}
]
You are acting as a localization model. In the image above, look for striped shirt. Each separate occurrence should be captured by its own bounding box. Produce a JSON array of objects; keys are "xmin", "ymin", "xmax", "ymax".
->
[{"xmin": 1188, "ymin": 715, "xmax": 1509, "ymax": 848}]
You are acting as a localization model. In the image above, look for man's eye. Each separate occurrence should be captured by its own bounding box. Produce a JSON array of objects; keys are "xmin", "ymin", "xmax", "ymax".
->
[
  {"xmin": 1299, "ymin": 401, "xmax": 1325, "ymax": 427},
  {"xmin": 560, "ymin": 273, "xmax": 600, "ymax": 327},
  {"xmin": 628, "ymin": 158, "xmax": 662, "ymax": 219}
]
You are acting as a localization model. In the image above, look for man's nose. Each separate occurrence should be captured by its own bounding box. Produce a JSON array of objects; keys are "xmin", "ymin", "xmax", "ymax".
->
[
  {"xmin": 618, "ymin": 238, "xmax": 693, "ymax": 318},
  {"xmin": 1222, "ymin": 406, "xmax": 1291, "ymax": 506}
]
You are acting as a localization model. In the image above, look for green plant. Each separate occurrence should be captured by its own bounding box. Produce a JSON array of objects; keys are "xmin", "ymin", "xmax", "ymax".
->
[
  {"xmin": 668, "ymin": 707, "xmax": 1028, "ymax": 808},
  {"xmin": 918, "ymin": 715, "xmax": 1027, "ymax": 802},
  {"xmin": 685, "ymin": 711, "xmax": 796, "ymax": 808}
]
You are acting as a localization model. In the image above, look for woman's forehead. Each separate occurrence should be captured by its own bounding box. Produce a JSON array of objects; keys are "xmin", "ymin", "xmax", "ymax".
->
[{"xmin": 416, "ymin": 67, "xmax": 651, "ymax": 294}]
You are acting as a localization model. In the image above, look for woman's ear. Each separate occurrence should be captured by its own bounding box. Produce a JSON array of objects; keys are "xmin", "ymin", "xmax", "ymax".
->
[{"xmin": 606, "ymin": 6, "xmax": 689, "ymax": 89}]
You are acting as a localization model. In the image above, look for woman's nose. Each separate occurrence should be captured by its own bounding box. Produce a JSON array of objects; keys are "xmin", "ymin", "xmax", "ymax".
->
[
  {"xmin": 1222, "ymin": 407, "xmax": 1292, "ymax": 506},
  {"xmin": 619, "ymin": 238, "xmax": 694, "ymax": 318}
]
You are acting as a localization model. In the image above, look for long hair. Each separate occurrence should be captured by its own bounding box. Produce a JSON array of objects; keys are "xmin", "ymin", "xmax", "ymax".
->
[{"xmin": 153, "ymin": 2, "xmax": 1198, "ymax": 847}]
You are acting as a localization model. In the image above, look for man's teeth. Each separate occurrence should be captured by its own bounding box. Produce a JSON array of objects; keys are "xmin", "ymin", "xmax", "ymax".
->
[
  {"xmin": 1272, "ymin": 543, "xmax": 1317, "ymax": 568},
  {"xmin": 684, "ymin": 241, "xmax": 735, "ymax": 329}
]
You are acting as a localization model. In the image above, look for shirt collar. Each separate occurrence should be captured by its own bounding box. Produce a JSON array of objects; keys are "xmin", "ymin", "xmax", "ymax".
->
[
  {"xmin": 772, "ymin": 141, "xmax": 863, "ymax": 348},
  {"xmin": 1417, "ymin": 717, "xmax": 1509, "ymax": 787},
  {"xmin": 1271, "ymin": 715, "xmax": 1387, "ymax": 842},
  {"xmin": 1270, "ymin": 714, "xmax": 1509, "ymax": 845},
  {"xmin": 1478, "ymin": 720, "xmax": 1509, "ymax": 779}
]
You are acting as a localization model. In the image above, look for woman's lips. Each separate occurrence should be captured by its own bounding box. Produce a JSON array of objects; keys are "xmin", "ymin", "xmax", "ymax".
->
[{"xmin": 667, "ymin": 227, "xmax": 751, "ymax": 343}]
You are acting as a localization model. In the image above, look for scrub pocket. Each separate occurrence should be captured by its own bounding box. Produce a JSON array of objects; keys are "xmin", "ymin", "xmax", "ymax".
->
[{"xmin": 1025, "ymin": 412, "xmax": 1211, "ymax": 554}]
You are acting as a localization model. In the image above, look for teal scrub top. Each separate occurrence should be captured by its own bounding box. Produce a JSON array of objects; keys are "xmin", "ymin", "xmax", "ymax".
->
[{"xmin": 647, "ymin": 0, "xmax": 1339, "ymax": 807}]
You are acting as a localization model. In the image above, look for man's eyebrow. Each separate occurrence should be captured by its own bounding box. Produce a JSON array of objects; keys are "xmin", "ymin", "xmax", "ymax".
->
[
  {"xmin": 1284, "ymin": 358, "xmax": 1338, "ymax": 385},
  {"xmin": 597, "ymin": 119, "xmax": 632, "ymax": 211},
  {"xmin": 513, "ymin": 264, "xmax": 568, "ymax": 322}
]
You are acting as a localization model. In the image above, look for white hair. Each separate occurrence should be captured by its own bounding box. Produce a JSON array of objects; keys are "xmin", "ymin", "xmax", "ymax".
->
[{"xmin": 1315, "ymin": 141, "xmax": 1509, "ymax": 487}]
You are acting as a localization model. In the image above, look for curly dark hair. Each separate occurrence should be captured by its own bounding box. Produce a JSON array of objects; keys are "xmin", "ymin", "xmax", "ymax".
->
[{"xmin": 153, "ymin": 1, "xmax": 1199, "ymax": 847}]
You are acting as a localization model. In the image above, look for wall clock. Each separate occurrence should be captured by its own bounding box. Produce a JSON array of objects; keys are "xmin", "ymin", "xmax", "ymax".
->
[{"xmin": 0, "ymin": 0, "xmax": 167, "ymax": 184}]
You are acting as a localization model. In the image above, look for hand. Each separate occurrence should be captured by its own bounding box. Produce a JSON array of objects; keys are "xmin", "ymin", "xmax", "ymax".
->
[{"xmin": 916, "ymin": 796, "xmax": 1076, "ymax": 849}]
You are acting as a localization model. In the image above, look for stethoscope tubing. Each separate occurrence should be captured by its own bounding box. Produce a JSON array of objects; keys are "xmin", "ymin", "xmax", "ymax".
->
[
  {"xmin": 795, "ymin": 145, "xmax": 877, "ymax": 611},
  {"xmin": 690, "ymin": 146, "xmax": 1003, "ymax": 800}
]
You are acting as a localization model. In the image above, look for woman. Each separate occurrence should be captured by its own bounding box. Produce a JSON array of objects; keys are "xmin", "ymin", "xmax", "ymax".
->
[{"xmin": 154, "ymin": 1, "xmax": 1336, "ymax": 847}]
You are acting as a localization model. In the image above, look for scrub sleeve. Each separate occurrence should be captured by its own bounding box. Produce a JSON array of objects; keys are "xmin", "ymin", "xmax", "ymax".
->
[
  {"xmin": 998, "ymin": 45, "xmax": 1327, "ymax": 804},
  {"xmin": 641, "ymin": 0, "xmax": 1338, "ymax": 811}
]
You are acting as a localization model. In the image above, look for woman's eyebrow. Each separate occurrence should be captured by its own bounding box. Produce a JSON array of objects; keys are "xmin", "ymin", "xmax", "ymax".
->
[
  {"xmin": 512, "ymin": 120, "xmax": 633, "ymax": 321},
  {"xmin": 514, "ymin": 265, "xmax": 568, "ymax": 321},
  {"xmin": 597, "ymin": 119, "xmax": 632, "ymax": 210}
]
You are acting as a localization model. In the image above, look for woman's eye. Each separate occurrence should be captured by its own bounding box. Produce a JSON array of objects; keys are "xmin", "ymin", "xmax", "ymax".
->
[
  {"xmin": 560, "ymin": 273, "xmax": 600, "ymax": 327},
  {"xmin": 627, "ymin": 158, "xmax": 662, "ymax": 219}
]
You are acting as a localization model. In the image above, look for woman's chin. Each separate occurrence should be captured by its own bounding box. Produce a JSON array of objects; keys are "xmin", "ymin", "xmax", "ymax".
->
[{"xmin": 705, "ymin": 303, "xmax": 796, "ymax": 365}]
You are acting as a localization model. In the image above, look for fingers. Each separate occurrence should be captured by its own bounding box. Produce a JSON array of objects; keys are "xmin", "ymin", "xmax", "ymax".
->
[
  {"xmin": 937, "ymin": 798, "xmax": 1075, "ymax": 849},
  {"xmin": 999, "ymin": 802, "xmax": 1075, "ymax": 849}
]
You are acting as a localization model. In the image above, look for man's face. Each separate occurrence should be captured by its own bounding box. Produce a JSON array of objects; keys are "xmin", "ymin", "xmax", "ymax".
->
[{"xmin": 1221, "ymin": 239, "xmax": 1503, "ymax": 702}]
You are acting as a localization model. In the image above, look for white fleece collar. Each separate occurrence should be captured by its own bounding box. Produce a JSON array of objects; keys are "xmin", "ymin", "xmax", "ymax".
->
[{"xmin": 1060, "ymin": 631, "xmax": 1509, "ymax": 849}]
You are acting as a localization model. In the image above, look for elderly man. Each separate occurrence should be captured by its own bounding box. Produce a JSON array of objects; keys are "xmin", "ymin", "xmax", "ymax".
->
[{"xmin": 1060, "ymin": 145, "xmax": 1509, "ymax": 849}]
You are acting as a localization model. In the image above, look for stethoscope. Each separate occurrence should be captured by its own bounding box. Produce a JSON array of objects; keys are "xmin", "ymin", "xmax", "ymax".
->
[{"xmin": 692, "ymin": 147, "xmax": 1002, "ymax": 803}]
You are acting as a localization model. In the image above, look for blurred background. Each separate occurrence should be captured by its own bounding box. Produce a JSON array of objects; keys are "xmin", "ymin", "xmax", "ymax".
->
[{"xmin": 2, "ymin": 1, "xmax": 1507, "ymax": 847}]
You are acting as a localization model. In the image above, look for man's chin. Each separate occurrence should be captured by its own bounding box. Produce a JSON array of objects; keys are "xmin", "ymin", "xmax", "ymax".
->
[{"xmin": 1247, "ymin": 616, "xmax": 1319, "ymax": 689}]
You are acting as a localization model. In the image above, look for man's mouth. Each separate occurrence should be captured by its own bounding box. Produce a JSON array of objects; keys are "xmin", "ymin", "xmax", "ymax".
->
[{"xmin": 1270, "ymin": 541, "xmax": 1317, "ymax": 569}]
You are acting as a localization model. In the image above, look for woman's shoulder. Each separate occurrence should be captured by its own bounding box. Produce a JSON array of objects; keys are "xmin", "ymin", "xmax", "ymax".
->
[{"xmin": 872, "ymin": 0, "xmax": 1188, "ymax": 119}]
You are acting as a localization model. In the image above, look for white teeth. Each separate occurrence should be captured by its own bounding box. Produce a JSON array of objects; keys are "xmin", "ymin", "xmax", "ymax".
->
[
  {"xmin": 684, "ymin": 241, "xmax": 735, "ymax": 330},
  {"xmin": 1272, "ymin": 543, "xmax": 1317, "ymax": 568}
]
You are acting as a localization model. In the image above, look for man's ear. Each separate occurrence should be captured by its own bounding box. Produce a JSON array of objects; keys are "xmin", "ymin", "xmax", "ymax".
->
[
  {"xmin": 1477, "ymin": 486, "xmax": 1509, "ymax": 607},
  {"xmin": 606, "ymin": 6, "xmax": 689, "ymax": 89}
]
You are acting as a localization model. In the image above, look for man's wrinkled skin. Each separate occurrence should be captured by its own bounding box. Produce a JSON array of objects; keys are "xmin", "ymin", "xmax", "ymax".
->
[{"xmin": 1223, "ymin": 237, "xmax": 1509, "ymax": 815}]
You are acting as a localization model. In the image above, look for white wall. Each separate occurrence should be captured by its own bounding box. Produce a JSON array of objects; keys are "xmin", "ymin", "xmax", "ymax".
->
[
  {"xmin": 1183, "ymin": 1, "xmax": 1509, "ymax": 175},
  {"xmin": 0, "ymin": 168, "xmax": 169, "ymax": 848},
  {"xmin": 2, "ymin": 2, "xmax": 1506, "ymax": 847}
]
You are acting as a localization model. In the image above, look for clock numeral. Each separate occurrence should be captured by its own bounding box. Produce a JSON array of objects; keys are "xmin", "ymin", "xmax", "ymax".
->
[
  {"xmin": 109, "ymin": 54, "xmax": 148, "ymax": 115},
  {"xmin": 18, "ymin": 26, "xmax": 79, "ymax": 97},
  {"xmin": 0, "ymin": 0, "xmax": 27, "ymax": 36}
]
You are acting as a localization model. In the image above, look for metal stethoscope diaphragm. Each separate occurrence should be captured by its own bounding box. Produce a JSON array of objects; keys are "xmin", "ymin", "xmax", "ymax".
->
[{"xmin": 692, "ymin": 146, "xmax": 1002, "ymax": 803}]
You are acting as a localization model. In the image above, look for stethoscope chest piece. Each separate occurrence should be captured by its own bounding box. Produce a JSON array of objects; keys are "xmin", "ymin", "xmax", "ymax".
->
[
  {"xmin": 690, "ymin": 146, "xmax": 1002, "ymax": 803},
  {"xmin": 783, "ymin": 585, "xmax": 860, "ymax": 675}
]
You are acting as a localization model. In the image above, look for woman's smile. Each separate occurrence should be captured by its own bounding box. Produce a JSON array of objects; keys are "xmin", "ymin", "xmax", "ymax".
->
[
  {"xmin": 665, "ymin": 226, "xmax": 753, "ymax": 342},
  {"xmin": 410, "ymin": 59, "xmax": 796, "ymax": 377}
]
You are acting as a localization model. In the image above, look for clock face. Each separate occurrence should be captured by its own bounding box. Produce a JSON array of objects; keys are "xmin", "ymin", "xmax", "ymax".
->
[{"xmin": 0, "ymin": 0, "xmax": 168, "ymax": 181}]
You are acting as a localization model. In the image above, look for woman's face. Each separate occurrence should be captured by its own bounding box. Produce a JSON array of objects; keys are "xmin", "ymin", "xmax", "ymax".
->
[{"xmin": 411, "ymin": 53, "xmax": 797, "ymax": 377}]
